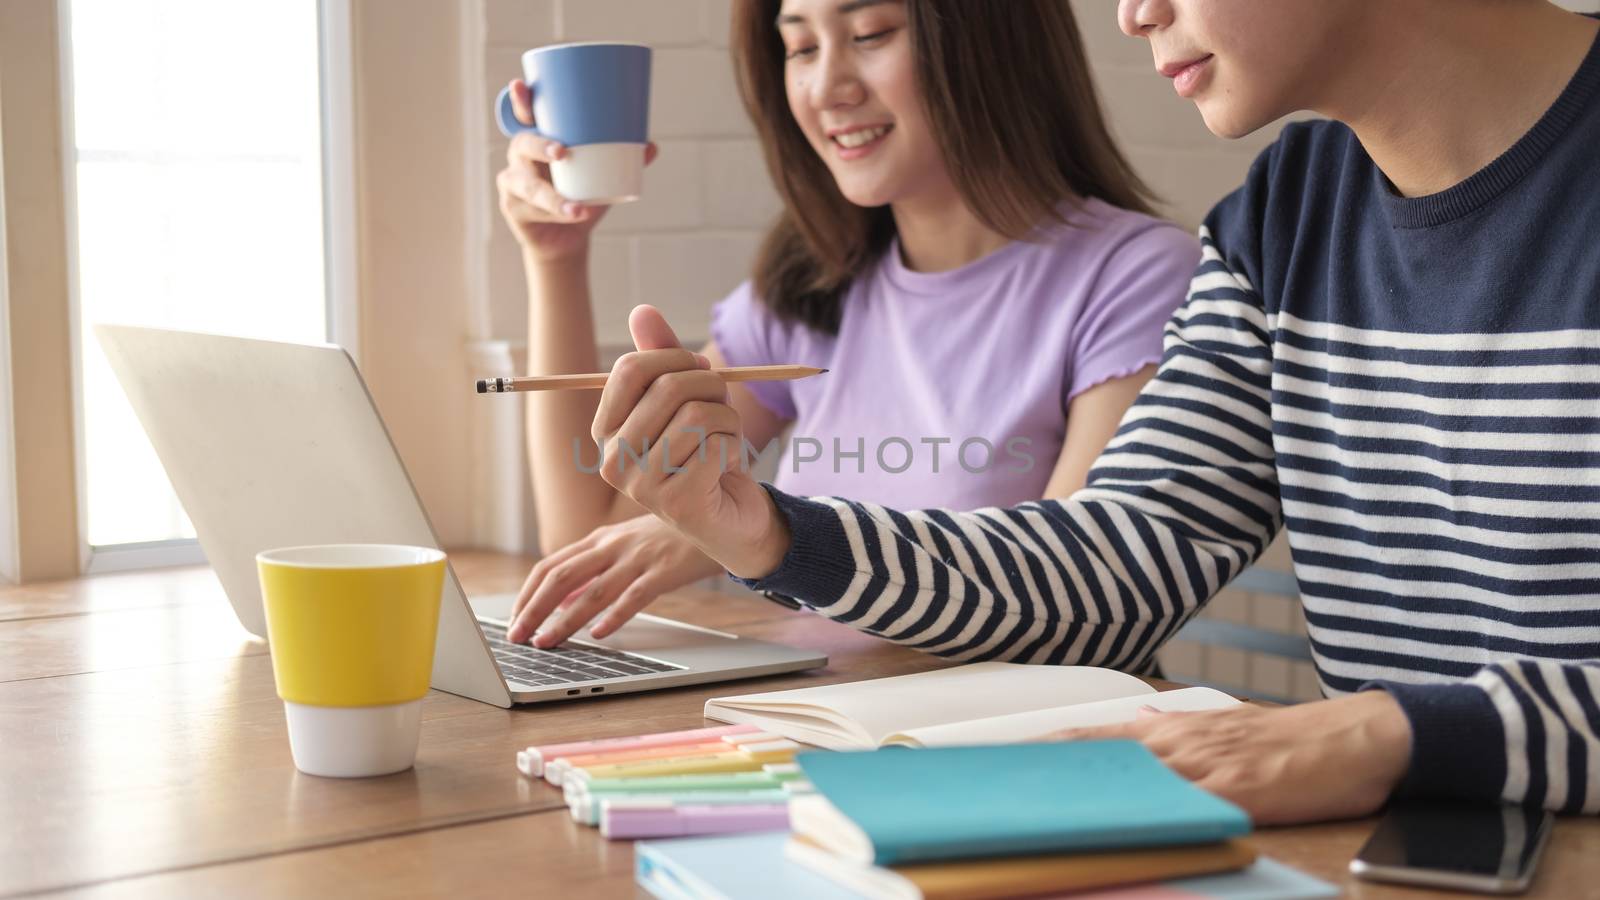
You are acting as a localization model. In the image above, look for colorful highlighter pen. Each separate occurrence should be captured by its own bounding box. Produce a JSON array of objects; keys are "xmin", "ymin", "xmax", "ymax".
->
[
  {"xmin": 544, "ymin": 732, "xmax": 782, "ymax": 786},
  {"xmin": 564, "ymin": 768, "xmax": 807, "ymax": 805},
  {"xmin": 566, "ymin": 740, "xmax": 801, "ymax": 783},
  {"xmin": 515, "ymin": 723, "xmax": 761, "ymax": 778},
  {"xmin": 600, "ymin": 802, "xmax": 791, "ymax": 840},
  {"xmin": 543, "ymin": 740, "xmax": 733, "ymax": 786},
  {"xmin": 570, "ymin": 787, "xmax": 802, "ymax": 825}
]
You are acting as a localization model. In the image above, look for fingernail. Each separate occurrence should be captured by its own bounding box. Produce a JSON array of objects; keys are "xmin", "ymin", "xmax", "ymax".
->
[
  {"xmin": 548, "ymin": 142, "xmax": 565, "ymax": 159},
  {"xmin": 696, "ymin": 353, "xmax": 711, "ymax": 369},
  {"xmin": 563, "ymin": 201, "xmax": 583, "ymax": 218}
]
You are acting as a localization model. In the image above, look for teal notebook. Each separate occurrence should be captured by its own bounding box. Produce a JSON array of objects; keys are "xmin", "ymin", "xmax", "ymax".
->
[{"xmin": 792, "ymin": 740, "xmax": 1251, "ymax": 866}]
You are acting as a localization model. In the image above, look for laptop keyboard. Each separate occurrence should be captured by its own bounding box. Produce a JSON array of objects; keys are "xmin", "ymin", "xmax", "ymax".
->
[{"xmin": 477, "ymin": 620, "xmax": 682, "ymax": 686}]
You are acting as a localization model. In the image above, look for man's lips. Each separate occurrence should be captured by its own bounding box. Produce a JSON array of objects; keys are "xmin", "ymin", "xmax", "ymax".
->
[{"xmin": 1159, "ymin": 54, "xmax": 1213, "ymax": 78}]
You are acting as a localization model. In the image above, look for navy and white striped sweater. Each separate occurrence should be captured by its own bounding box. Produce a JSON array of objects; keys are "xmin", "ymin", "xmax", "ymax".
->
[{"xmin": 741, "ymin": 32, "xmax": 1600, "ymax": 812}]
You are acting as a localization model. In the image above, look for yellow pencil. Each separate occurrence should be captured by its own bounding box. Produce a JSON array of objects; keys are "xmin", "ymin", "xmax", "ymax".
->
[{"xmin": 475, "ymin": 364, "xmax": 826, "ymax": 394}]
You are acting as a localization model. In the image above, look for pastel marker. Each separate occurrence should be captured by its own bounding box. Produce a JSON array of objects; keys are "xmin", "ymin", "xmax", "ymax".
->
[
  {"xmin": 564, "ymin": 768, "xmax": 807, "ymax": 805},
  {"xmin": 543, "ymin": 741, "xmax": 733, "ymax": 786},
  {"xmin": 515, "ymin": 723, "xmax": 761, "ymax": 778},
  {"xmin": 570, "ymin": 787, "xmax": 804, "ymax": 825},
  {"xmin": 566, "ymin": 740, "xmax": 801, "ymax": 783},
  {"xmin": 544, "ymin": 732, "xmax": 783, "ymax": 786},
  {"xmin": 601, "ymin": 802, "xmax": 791, "ymax": 840}
]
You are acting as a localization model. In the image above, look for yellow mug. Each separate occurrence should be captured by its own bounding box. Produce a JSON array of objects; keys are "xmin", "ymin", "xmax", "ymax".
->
[{"xmin": 257, "ymin": 544, "xmax": 446, "ymax": 777}]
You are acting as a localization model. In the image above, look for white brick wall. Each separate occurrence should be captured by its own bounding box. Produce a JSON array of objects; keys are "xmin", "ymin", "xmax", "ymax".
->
[{"xmin": 474, "ymin": 0, "xmax": 770, "ymax": 348}]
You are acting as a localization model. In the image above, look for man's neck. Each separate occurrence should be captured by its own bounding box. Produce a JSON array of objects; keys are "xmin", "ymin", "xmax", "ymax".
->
[{"xmin": 1328, "ymin": 1, "xmax": 1597, "ymax": 198}]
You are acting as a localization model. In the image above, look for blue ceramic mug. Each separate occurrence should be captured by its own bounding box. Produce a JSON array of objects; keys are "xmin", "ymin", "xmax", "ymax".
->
[{"xmin": 495, "ymin": 42, "xmax": 652, "ymax": 204}]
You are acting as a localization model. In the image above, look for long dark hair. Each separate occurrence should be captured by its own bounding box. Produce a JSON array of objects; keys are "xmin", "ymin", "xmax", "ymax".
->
[{"xmin": 732, "ymin": 0, "xmax": 1155, "ymax": 334}]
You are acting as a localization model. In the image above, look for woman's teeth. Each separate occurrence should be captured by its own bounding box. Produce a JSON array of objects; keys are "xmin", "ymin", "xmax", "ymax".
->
[{"xmin": 833, "ymin": 125, "xmax": 891, "ymax": 148}]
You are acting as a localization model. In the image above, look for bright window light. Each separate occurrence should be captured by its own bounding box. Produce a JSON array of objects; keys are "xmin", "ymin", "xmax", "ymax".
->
[{"xmin": 68, "ymin": 0, "xmax": 326, "ymax": 548}]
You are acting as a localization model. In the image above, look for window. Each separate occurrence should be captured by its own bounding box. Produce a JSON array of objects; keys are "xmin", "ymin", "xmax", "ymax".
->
[{"xmin": 63, "ymin": 0, "xmax": 340, "ymax": 566}]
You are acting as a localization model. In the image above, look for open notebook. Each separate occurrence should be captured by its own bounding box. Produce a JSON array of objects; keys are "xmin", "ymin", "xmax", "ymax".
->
[{"xmin": 703, "ymin": 662, "xmax": 1239, "ymax": 749}]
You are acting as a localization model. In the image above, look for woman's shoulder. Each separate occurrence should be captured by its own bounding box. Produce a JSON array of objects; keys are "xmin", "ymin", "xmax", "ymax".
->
[
  {"xmin": 1024, "ymin": 198, "xmax": 1200, "ymax": 283},
  {"xmin": 710, "ymin": 278, "xmax": 835, "ymax": 363},
  {"xmin": 1022, "ymin": 198, "xmax": 1196, "ymax": 267}
]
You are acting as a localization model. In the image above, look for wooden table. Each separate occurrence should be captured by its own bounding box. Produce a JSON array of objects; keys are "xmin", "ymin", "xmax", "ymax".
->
[{"xmin": 3, "ymin": 553, "xmax": 1596, "ymax": 899}]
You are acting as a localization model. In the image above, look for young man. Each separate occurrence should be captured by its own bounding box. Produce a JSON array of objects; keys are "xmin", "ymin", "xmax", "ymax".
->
[{"xmin": 583, "ymin": 0, "xmax": 1600, "ymax": 825}]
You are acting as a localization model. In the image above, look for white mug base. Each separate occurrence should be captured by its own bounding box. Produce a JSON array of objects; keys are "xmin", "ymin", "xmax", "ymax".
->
[
  {"xmin": 284, "ymin": 699, "xmax": 422, "ymax": 777},
  {"xmin": 551, "ymin": 142, "xmax": 645, "ymax": 205}
]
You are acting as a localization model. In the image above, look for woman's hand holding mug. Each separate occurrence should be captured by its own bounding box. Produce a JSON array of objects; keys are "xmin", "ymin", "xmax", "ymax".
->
[
  {"xmin": 495, "ymin": 80, "xmax": 659, "ymax": 261},
  {"xmin": 494, "ymin": 42, "xmax": 657, "ymax": 261}
]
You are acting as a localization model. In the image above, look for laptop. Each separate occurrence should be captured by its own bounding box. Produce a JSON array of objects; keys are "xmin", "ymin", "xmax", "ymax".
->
[{"xmin": 96, "ymin": 325, "xmax": 826, "ymax": 708}]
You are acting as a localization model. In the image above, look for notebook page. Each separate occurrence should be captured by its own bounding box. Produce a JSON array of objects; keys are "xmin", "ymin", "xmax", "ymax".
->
[
  {"xmin": 705, "ymin": 662, "xmax": 1153, "ymax": 748},
  {"xmin": 883, "ymin": 686, "xmax": 1240, "ymax": 747}
]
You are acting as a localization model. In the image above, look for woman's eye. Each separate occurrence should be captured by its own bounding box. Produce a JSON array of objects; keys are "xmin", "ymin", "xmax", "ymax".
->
[
  {"xmin": 853, "ymin": 27, "xmax": 896, "ymax": 45},
  {"xmin": 785, "ymin": 44, "xmax": 817, "ymax": 60}
]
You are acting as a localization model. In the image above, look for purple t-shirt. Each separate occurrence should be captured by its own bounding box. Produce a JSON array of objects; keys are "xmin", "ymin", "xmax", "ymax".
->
[{"xmin": 710, "ymin": 197, "xmax": 1198, "ymax": 511}]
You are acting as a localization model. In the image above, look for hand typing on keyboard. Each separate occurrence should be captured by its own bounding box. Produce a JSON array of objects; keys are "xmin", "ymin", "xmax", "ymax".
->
[
  {"xmin": 480, "ymin": 621, "xmax": 681, "ymax": 686},
  {"xmin": 504, "ymin": 515, "xmax": 725, "ymax": 648}
]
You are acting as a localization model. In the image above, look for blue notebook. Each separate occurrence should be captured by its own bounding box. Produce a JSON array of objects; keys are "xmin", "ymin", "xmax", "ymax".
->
[
  {"xmin": 636, "ymin": 832, "xmax": 857, "ymax": 900},
  {"xmin": 793, "ymin": 740, "xmax": 1251, "ymax": 866}
]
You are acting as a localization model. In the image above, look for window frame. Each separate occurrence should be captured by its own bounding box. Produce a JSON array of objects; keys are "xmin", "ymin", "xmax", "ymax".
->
[
  {"xmin": 54, "ymin": 0, "xmax": 361, "ymax": 576},
  {"xmin": 0, "ymin": 165, "xmax": 16, "ymax": 585},
  {"xmin": 0, "ymin": 0, "xmax": 81, "ymax": 585}
]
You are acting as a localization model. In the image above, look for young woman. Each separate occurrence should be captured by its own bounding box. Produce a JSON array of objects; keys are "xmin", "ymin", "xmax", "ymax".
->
[
  {"xmin": 495, "ymin": 0, "xmax": 1198, "ymax": 647},
  {"xmin": 587, "ymin": 0, "xmax": 1600, "ymax": 824}
]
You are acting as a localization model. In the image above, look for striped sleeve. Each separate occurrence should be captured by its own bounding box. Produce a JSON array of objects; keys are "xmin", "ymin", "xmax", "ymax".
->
[
  {"xmin": 1374, "ymin": 662, "xmax": 1600, "ymax": 813},
  {"xmin": 739, "ymin": 229, "xmax": 1283, "ymax": 672}
]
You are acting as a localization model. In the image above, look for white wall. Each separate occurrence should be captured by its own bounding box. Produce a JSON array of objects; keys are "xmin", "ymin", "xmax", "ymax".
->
[{"xmin": 474, "ymin": 0, "xmax": 779, "ymax": 350}]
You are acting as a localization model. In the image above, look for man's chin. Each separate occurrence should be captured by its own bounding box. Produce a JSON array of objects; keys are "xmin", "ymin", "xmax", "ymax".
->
[{"xmin": 1198, "ymin": 102, "xmax": 1277, "ymax": 142}]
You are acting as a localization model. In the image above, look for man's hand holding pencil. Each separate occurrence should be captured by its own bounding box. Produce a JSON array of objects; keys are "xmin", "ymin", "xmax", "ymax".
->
[{"xmin": 590, "ymin": 305, "xmax": 794, "ymax": 581}]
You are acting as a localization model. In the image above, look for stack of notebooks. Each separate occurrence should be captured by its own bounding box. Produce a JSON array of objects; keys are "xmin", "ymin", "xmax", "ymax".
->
[{"xmin": 637, "ymin": 741, "xmax": 1339, "ymax": 900}]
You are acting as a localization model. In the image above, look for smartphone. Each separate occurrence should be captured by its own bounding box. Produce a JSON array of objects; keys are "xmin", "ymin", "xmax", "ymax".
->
[{"xmin": 1349, "ymin": 801, "xmax": 1554, "ymax": 894}]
